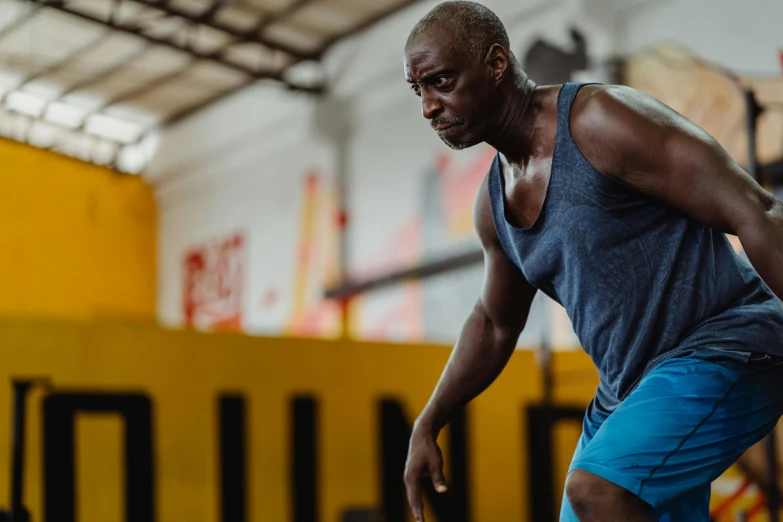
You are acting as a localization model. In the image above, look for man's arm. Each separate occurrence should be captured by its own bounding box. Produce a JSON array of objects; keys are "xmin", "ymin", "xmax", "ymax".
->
[
  {"xmin": 570, "ymin": 85, "xmax": 783, "ymax": 299},
  {"xmin": 404, "ymin": 176, "xmax": 537, "ymax": 522},
  {"xmin": 413, "ymin": 177, "xmax": 537, "ymax": 434}
]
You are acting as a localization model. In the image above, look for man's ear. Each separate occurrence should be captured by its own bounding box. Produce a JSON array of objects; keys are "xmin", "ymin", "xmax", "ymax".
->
[{"xmin": 485, "ymin": 44, "xmax": 510, "ymax": 85}]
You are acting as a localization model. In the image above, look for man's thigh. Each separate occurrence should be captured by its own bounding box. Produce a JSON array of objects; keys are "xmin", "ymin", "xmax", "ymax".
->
[{"xmin": 564, "ymin": 348, "xmax": 783, "ymax": 520}]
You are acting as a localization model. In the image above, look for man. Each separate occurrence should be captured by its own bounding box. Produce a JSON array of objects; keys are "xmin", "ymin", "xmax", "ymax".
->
[{"xmin": 402, "ymin": 2, "xmax": 783, "ymax": 521}]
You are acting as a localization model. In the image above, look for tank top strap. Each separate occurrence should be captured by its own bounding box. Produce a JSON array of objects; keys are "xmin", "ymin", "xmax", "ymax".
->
[
  {"xmin": 555, "ymin": 81, "xmax": 600, "ymax": 157},
  {"xmin": 487, "ymin": 152, "xmax": 521, "ymax": 265}
]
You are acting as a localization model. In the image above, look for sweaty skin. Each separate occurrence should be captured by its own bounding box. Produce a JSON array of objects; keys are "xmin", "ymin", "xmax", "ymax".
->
[{"xmin": 403, "ymin": 23, "xmax": 783, "ymax": 522}]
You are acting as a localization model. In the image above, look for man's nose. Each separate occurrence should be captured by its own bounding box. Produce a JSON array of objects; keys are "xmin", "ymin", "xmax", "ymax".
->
[{"xmin": 421, "ymin": 90, "xmax": 443, "ymax": 120}]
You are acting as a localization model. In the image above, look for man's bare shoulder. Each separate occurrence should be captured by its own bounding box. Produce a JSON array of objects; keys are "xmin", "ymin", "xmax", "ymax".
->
[
  {"xmin": 573, "ymin": 83, "xmax": 659, "ymax": 111},
  {"xmin": 568, "ymin": 84, "xmax": 689, "ymax": 177},
  {"xmin": 570, "ymin": 84, "xmax": 690, "ymax": 138}
]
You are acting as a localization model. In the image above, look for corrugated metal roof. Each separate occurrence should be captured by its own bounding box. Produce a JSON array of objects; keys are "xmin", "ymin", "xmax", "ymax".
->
[{"xmin": 0, "ymin": 0, "xmax": 421, "ymax": 172}]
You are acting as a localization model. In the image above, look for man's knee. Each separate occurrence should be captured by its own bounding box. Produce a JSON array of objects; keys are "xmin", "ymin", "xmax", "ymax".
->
[{"xmin": 565, "ymin": 469, "xmax": 647, "ymax": 517}]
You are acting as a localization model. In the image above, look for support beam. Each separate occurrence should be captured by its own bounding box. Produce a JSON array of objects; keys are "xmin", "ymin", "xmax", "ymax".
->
[
  {"xmin": 324, "ymin": 249, "xmax": 484, "ymax": 300},
  {"xmin": 149, "ymin": 67, "xmax": 322, "ymax": 131},
  {"xmin": 75, "ymin": 60, "xmax": 197, "ymax": 132},
  {"xmin": 137, "ymin": 0, "xmax": 420, "ymax": 132},
  {"xmin": 52, "ymin": 44, "xmax": 150, "ymax": 103},
  {"xmin": 26, "ymin": 0, "xmax": 288, "ymax": 82},
  {"xmin": 195, "ymin": 0, "xmax": 237, "ymax": 24},
  {"xmin": 0, "ymin": 30, "xmax": 115, "ymax": 107},
  {"xmin": 252, "ymin": 0, "xmax": 319, "ymax": 33},
  {"xmin": 18, "ymin": 45, "xmax": 151, "ymax": 151},
  {"xmin": 155, "ymin": 76, "xmax": 257, "ymax": 128},
  {"xmin": 98, "ymin": 0, "xmax": 423, "ymax": 153},
  {"xmin": 127, "ymin": 0, "xmax": 317, "ymax": 60},
  {"xmin": 21, "ymin": 30, "xmax": 113, "ymax": 85},
  {"xmin": 319, "ymin": 0, "xmax": 423, "ymax": 54}
]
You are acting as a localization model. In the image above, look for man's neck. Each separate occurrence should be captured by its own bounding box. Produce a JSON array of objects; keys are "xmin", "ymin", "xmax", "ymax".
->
[{"xmin": 486, "ymin": 78, "xmax": 539, "ymax": 164}]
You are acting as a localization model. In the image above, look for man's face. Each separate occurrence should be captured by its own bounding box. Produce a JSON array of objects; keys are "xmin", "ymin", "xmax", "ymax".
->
[{"xmin": 404, "ymin": 31, "xmax": 496, "ymax": 150}]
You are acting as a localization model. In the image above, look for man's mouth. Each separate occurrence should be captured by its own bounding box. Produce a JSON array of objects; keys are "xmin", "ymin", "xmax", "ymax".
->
[{"xmin": 431, "ymin": 119, "xmax": 463, "ymax": 131}]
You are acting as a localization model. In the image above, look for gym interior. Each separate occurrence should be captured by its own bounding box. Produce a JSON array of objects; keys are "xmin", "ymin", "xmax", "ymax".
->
[{"xmin": 0, "ymin": 0, "xmax": 782, "ymax": 521}]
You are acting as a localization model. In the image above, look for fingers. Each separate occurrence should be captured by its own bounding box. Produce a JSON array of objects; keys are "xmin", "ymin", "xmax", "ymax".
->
[
  {"xmin": 405, "ymin": 453, "xmax": 448, "ymax": 522},
  {"xmin": 429, "ymin": 459, "xmax": 448, "ymax": 493},
  {"xmin": 405, "ymin": 434, "xmax": 449, "ymax": 522},
  {"xmin": 405, "ymin": 468, "xmax": 425, "ymax": 522}
]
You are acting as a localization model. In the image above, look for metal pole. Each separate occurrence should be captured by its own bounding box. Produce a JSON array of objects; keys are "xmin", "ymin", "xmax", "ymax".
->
[
  {"xmin": 745, "ymin": 87, "xmax": 778, "ymax": 522},
  {"xmin": 745, "ymin": 89, "xmax": 763, "ymax": 183},
  {"xmin": 541, "ymin": 297, "xmax": 555, "ymax": 408},
  {"xmin": 541, "ymin": 334, "xmax": 553, "ymax": 407},
  {"xmin": 9, "ymin": 381, "xmax": 32, "ymax": 522},
  {"xmin": 336, "ymin": 129, "xmax": 351, "ymax": 338}
]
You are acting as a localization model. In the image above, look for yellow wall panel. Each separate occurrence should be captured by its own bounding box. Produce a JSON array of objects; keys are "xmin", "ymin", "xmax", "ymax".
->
[
  {"xmin": 0, "ymin": 139, "xmax": 156, "ymax": 319},
  {"xmin": 0, "ymin": 318, "xmax": 598, "ymax": 522}
]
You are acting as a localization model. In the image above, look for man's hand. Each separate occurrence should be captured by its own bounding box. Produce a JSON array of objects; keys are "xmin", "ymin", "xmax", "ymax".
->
[{"xmin": 404, "ymin": 423, "xmax": 448, "ymax": 522}]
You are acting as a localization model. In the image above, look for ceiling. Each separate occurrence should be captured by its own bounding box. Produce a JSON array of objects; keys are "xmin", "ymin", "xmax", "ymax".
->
[{"xmin": 0, "ymin": 0, "xmax": 420, "ymax": 173}]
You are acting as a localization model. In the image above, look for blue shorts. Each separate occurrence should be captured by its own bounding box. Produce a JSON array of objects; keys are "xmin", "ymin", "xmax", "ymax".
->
[{"xmin": 560, "ymin": 347, "xmax": 783, "ymax": 521}]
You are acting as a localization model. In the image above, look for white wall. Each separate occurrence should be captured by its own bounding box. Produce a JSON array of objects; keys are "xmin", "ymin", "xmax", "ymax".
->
[
  {"xmin": 147, "ymin": 0, "xmax": 780, "ymax": 346},
  {"xmin": 619, "ymin": 0, "xmax": 783, "ymax": 75},
  {"xmin": 150, "ymin": 85, "xmax": 339, "ymax": 335}
]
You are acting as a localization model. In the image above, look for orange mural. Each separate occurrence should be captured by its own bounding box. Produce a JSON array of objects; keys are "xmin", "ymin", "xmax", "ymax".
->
[
  {"xmin": 184, "ymin": 233, "xmax": 244, "ymax": 330},
  {"xmin": 286, "ymin": 171, "xmax": 342, "ymax": 338}
]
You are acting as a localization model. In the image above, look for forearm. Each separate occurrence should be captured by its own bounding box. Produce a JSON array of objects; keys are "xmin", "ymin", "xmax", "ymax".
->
[
  {"xmin": 739, "ymin": 201, "xmax": 783, "ymax": 300},
  {"xmin": 416, "ymin": 301, "xmax": 519, "ymax": 435}
]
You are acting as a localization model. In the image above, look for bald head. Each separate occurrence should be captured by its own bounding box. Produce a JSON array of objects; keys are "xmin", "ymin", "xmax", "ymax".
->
[{"xmin": 407, "ymin": 1, "xmax": 511, "ymax": 65}]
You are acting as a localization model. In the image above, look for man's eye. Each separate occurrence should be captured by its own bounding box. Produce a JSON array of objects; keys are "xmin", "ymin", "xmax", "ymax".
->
[
  {"xmin": 434, "ymin": 76, "xmax": 450, "ymax": 87},
  {"xmin": 411, "ymin": 84, "xmax": 421, "ymax": 95}
]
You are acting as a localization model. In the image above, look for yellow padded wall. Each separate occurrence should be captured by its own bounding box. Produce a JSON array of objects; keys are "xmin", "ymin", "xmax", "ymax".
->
[
  {"xmin": 0, "ymin": 318, "xmax": 598, "ymax": 522},
  {"xmin": 0, "ymin": 139, "xmax": 156, "ymax": 319}
]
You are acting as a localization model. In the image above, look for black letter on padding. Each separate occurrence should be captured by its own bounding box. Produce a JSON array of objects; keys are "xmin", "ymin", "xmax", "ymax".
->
[
  {"xmin": 219, "ymin": 395, "xmax": 247, "ymax": 522},
  {"xmin": 292, "ymin": 396, "xmax": 318, "ymax": 522},
  {"xmin": 42, "ymin": 392, "xmax": 154, "ymax": 522},
  {"xmin": 379, "ymin": 399, "xmax": 469, "ymax": 522},
  {"xmin": 526, "ymin": 404, "xmax": 585, "ymax": 522}
]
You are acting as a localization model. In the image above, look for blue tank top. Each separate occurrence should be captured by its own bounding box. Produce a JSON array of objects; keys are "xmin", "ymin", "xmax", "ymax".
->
[{"xmin": 488, "ymin": 82, "xmax": 783, "ymax": 410}]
